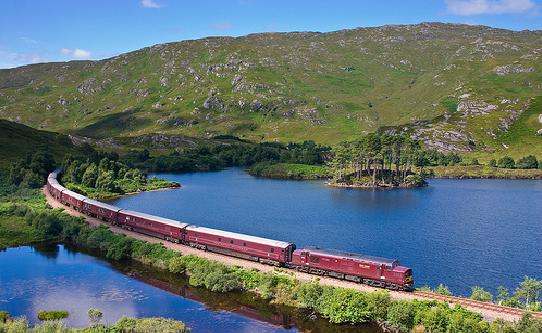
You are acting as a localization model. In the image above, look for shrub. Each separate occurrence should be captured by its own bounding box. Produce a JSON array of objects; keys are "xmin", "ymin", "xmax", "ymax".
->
[
  {"xmin": 386, "ymin": 300, "xmax": 416, "ymax": 332},
  {"xmin": 114, "ymin": 316, "xmax": 187, "ymax": 333},
  {"xmin": 421, "ymin": 306, "xmax": 449, "ymax": 333},
  {"xmin": 294, "ymin": 281, "xmax": 325, "ymax": 310},
  {"xmin": 0, "ymin": 311, "xmax": 10, "ymax": 323},
  {"xmin": 489, "ymin": 159, "xmax": 497, "ymax": 167},
  {"xmin": 320, "ymin": 288, "xmax": 372, "ymax": 324},
  {"xmin": 516, "ymin": 155, "xmax": 538, "ymax": 169},
  {"xmin": 37, "ymin": 310, "xmax": 69, "ymax": 321},
  {"xmin": 470, "ymin": 286, "xmax": 492, "ymax": 302},
  {"xmin": 87, "ymin": 308, "xmax": 103, "ymax": 325},
  {"xmin": 434, "ymin": 284, "xmax": 452, "ymax": 296},
  {"xmin": 497, "ymin": 156, "xmax": 515, "ymax": 169}
]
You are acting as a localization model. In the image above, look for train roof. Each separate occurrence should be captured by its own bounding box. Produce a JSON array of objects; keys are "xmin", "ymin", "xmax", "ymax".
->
[
  {"xmin": 305, "ymin": 246, "xmax": 399, "ymax": 266},
  {"xmin": 119, "ymin": 209, "xmax": 190, "ymax": 228},
  {"xmin": 186, "ymin": 225, "xmax": 293, "ymax": 248},
  {"xmin": 83, "ymin": 199, "xmax": 122, "ymax": 212},
  {"xmin": 62, "ymin": 189, "xmax": 87, "ymax": 201}
]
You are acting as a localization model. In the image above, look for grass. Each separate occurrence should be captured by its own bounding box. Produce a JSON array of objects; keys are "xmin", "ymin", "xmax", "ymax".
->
[
  {"xmin": 1, "ymin": 23, "xmax": 541, "ymax": 158},
  {"xmin": 428, "ymin": 165, "xmax": 542, "ymax": 179},
  {"xmin": 0, "ymin": 120, "xmax": 74, "ymax": 169}
]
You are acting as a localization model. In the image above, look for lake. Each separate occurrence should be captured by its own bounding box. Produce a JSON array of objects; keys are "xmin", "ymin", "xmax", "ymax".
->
[
  {"xmin": 110, "ymin": 168, "xmax": 542, "ymax": 296},
  {"xmin": 0, "ymin": 244, "xmax": 379, "ymax": 332}
]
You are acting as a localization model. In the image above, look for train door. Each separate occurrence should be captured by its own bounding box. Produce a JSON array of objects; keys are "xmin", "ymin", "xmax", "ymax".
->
[{"xmin": 299, "ymin": 251, "xmax": 308, "ymax": 265}]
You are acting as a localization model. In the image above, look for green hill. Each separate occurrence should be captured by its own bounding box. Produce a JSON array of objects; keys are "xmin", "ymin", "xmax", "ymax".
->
[
  {"xmin": 0, "ymin": 23, "xmax": 541, "ymax": 159},
  {"xmin": 0, "ymin": 120, "xmax": 74, "ymax": 169}
]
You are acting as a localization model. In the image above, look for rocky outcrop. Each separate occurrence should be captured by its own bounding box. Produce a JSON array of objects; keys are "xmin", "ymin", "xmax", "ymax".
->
[
  {"xmin": 203, "ymin": 97, "xmax": 224, "ymax": 109},
  {"xmin": 494, "ymin": 64, "xmax": 534, "ymax": 76}
]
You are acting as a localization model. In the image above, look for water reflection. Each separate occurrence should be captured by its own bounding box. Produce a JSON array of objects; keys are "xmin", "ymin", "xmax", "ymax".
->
[{"xmin": 0, "ymin": 244, "xmax": 380, "ymax": 333}]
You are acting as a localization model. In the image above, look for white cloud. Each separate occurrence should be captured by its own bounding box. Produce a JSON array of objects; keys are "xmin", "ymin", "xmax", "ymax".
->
[
  {"xmin": 141, "ymin": 0, "xmax": 161, "ymax": 8},
  {"xmin": 0, "ymin": 50, "xmax": 48, "ymax": 69},
  {"xmin": 446, "ymin": 0, "xmax": 536, "ymax": 16},
  {"xmin": 60, "ymin": 48, "xmax": 91, "ymax": 58},
  {"xmin": 210, "ymin": 22, "xmax": 233, "ymax": 31},
  {"xmin": 19, "ymin": 36, "xmax": 37, "ymax": 44}
]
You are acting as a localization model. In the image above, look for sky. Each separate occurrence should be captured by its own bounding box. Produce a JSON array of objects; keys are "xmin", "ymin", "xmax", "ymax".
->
[{"xmin": 1, "ymin": 0, "xmax": 541, "ymax": 69}]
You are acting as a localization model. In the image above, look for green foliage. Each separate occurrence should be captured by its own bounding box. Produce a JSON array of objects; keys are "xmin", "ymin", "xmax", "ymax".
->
[
  {"xmin": 8, "ymin": 151, "xmax": 56, "ymax": 188},
  {"xmin": 0, "ymin": 315, "xmax": 187, "ymax": 332},
  {"xmin": 441, "ymin": 96, "xmax": 459, "ymax": 113},
  {"xmin": 470, "ymin": 286, "xmax": 493, "ymax": 302},
  {"xmin": 61, "ymin": 152, "xmax": 177, "ymax": 198},
  {"xmin": 133, "ymin": 140, "xmax": 331, "ymax": 173},
  {"xmin": 87, "ymin": 308, "xmax": 103, "ymax": 326},
  {"xmin": 386, "ymin": 300, "xmax": 416, "ymax": 332},
  {"xmin": 329, "ymin": 133, "xmax": 426, "ymax": 186},
  {"xmin": 515, "ymin": 276, "xmax": 542, "ymax": 309},
  {"xmin": 489, "ymin": 159, "xmax": 497, "ymax": 167},
  {"xmin": 434, "ymin": 284, "xmax": 452, "ymax": 296},
  {"xmin": 497, "ymin": 156, "xmax": 515, "ymax": 169},
  {"xmin": 0, "ymin": 311, "xmax": 10, "ymax": 323},
  {"xmin": 37, "ymin": 310, "xmax": 69, "ymax": 321},
  {"xmin": 319, "ymin": 287, "xmax": 373, "ymax": 324},
  {"xmin": 516, "ymin": 155, "xmax": 539, "ymax": 169},
  {"xmin": 248, "ymin": 162, "xmax": 331, "ymax": 180}
]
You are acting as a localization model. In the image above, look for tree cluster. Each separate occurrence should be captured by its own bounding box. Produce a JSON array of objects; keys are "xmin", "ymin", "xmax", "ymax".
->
[
  {"xmin": 127, "ymin": 140, "xmax": 331, "ymax": 173},
  {"xmin": 8, "ymin": 152, "xmax": 56, "ymax": 189},
  {"xmin": 61, "ymin": 153, "xmax": 146, "ymax": 194},
  {"xmin": 490, "ymin": 155, "xmax": 540, "ymax": 169},
  {"xmin": 329, "ymin": 133, "xmax": 426, "ymax": 186}
]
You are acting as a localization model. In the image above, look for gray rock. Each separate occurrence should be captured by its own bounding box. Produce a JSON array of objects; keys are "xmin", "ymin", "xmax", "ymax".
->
[
  {"xmin": 537, "ymin": 129, "xmax": 542, "ymax": 136},
  {"xmin": 203, "ymin": 97, "xmax": 224, "ymax": 109},
  {"xmin": 539, "ymin": 114, "xmax": 542, "ymax": 124}
]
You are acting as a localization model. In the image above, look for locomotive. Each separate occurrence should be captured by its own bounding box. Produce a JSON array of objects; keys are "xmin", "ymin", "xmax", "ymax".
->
[{"xmin": 47, "ymin": 171, "xmax": 414, "ymax": 291}]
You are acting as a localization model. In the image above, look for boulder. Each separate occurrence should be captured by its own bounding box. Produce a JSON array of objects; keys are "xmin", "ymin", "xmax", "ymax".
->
[{"xmin": 203, "ymin": 97, "xmax": 224, "ymax": 109}]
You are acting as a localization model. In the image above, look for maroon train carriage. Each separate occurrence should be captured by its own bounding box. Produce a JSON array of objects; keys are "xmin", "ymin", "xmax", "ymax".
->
[
  {"xmin": 185, "ymin": 225, "xmax": 296, "ymax": 266},
  {"xmin": 290, "ymin": 247, "xmax": 413, "ymax": 290},
  {"xmin": 60, "ymin": 189, "xmax": 87, "ymax": 211},
  {"xmin": 47, "ymin": 176, "xmax": 63, "ymax": 201},
  {"xmin": 82, "ymin": 199, "xmax": 121, "ymax": 223},
  {"xmin": 117, "ymin": 210, "xmax": 189, "ymax": 243}
]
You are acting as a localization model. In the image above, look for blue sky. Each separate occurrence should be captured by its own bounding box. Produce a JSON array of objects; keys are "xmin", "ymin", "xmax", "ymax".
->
[{"xmin": 1, "ymin": 0, "xmax": 541, "ymax": 68}]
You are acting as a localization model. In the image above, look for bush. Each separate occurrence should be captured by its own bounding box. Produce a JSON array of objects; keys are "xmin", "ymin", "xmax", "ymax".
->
[
  {"xmin": 37, "ymin": 310, "xmax": 69, "ymax": 321},
  {"xmin": 387, "ymin": 300, "xmax": 416, "ymax": 332},
  {"xmin": 497, "ymin": 156, "xmax": 515, "ymax": 169},
  {"xmin": 0, "ymin": 311, "xmax": 10, "ymax": 323},
  {"xmin": 320, "ymin": 288, "xmax": 372, "ymax": 324},
  {"xmin": 87, "ymin": 308, "xmax": 103, "ymax": 325},
  {"xmin": 516, "ymin": 155, "xmax": 538, "ymax": 169},
  {"xmin": 489, "ymin": 159, "xmax": 497, "ymax": 167},
  {"xmin": 470, "ymin": 286, "xmax": 492, "ymax": 302},
  {"xmin": 434, "ymin": 284, "xmax": 452, "ymax": 296},
  {"xmin": 114, "ymin": 316, "xmax": 187, "ymax": 333}
]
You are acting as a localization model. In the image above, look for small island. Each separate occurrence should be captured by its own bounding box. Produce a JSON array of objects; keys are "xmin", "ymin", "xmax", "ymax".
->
[{"xmin": 327, "ymin": 133, "xmax": 427, "ymax": 189}]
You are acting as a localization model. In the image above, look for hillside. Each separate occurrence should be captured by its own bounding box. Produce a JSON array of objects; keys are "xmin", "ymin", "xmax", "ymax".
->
[
  {"xmin": 0, "ymin": 120, "xmax": 74, "ymax": 169},
  {"xmin": 0, "ymin": 23, "xmax": 541, "ymax": 158}
]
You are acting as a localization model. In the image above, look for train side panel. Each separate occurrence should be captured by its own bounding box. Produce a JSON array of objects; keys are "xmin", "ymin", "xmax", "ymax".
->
[
  {"xmin": 117, "ymin": 210, "xmax": 188, "ymax": 242},
  {"xmin": 185, "ymin": 226, "xmax": 294, "ymax": 265}
]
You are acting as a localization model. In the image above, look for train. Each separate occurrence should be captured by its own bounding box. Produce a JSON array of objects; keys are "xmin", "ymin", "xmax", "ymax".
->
[{"xmin": 47, "ymin": 171, "xmax": 414, "ymax": 291}]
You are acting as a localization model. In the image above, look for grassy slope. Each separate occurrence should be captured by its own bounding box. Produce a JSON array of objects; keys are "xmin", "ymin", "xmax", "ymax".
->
[
  {"xmin": 0, "ymin": 119, "xmax": 74, "ymax": 169},
  {"xmin": 0, "ymin": 23, "xmax": 540, "ymax": 159}
]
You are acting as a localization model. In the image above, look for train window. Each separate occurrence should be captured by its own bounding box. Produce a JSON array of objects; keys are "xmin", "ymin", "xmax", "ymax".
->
[
  {"xmin": 281, "ymin": 249, "xmax": 284, "ymax": 253},
  {"xmin": 270, "ymin": 248, "xmax": 274, "ymax": 253},
  {"xmin": 230, "ymin": 240, "xmax": 234, "ymax": 244},
  {"xmin": 243, "ymin": 242, "xmax": 247, "ymax": 246},
  {"xmin": 218, "ymin": 237, "xmax": 222, "ymax": 242},
  {"xmin": 385, "ymin": 265, "xmax": 392, "ymax": 270}
]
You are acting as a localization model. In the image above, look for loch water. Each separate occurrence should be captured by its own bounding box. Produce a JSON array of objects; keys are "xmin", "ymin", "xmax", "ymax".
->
[
  {"xmin": 0, "ymin": 244, "xmax": 379, "ymax": 332},
  {"xmin": 110, "ymin": 168, "xmax": 542, "ymax": 295}
]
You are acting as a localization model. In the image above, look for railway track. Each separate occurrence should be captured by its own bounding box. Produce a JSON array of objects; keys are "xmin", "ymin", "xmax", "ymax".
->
[
  {"xmin": 414, "ymin": 290, "xmax": 542, "ymax": 320},
  {"xmin": 42, "ymin": 187, "xmax": 542, "ymax": 322}
]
